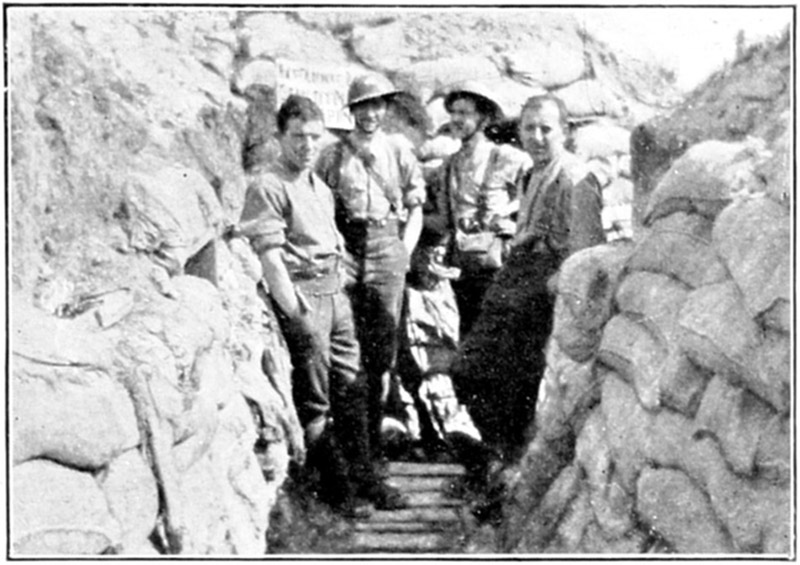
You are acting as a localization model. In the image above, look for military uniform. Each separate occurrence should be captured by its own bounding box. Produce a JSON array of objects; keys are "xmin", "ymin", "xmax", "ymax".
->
[
  {"xmin": 452, "ymin": 152, "xmax": 605, "ymax": 464},
  {"xmin": 435, "ymin": 137, "xmax": 531, "ymax": 335},
  {"xmin": 317, "ymin": 129, "xmax": 426, "ymax": 457},
  {"xmin": 239, "ymin": 159, "xmax": 381, "ymax": 512}
]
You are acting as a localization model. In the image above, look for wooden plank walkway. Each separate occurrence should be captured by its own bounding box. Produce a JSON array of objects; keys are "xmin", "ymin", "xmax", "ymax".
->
[{"xmin": 349, "ymin": 461, "xmax": 476, "ymax": 554}]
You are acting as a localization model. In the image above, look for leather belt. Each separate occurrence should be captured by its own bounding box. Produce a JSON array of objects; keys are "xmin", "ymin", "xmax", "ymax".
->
[
  {"xmin": 290, "ymin": 256, "xmax": 340, "ymax": 281},
  {"xmin": 346, "ymin": 216, "xmax": 399, "ymax": 228}
]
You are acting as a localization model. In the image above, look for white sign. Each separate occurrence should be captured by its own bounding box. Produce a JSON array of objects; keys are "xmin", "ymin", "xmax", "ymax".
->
[{"xmin": 275, "ymin": 59, "xmax": 357, "ymax": 130}]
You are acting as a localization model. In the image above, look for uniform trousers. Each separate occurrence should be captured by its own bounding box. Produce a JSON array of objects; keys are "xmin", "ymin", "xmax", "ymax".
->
[
  {"xmin": 341, "ymin": 220, "xmax": 409, "ymax": 458},
  {"xmin": 451, "ymin": 268, "xmax": 497, "ymax": 338},
  {"xmin": 451, "ymin": 239, "xmax": 561, "ymax": 464},
  {"xmin": 273, "ymin": 278, "xmax": 376, "ymax": 504}
]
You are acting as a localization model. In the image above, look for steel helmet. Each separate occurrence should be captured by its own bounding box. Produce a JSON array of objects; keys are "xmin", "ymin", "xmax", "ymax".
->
[
  {"xmin": 347, "ymin": 73, "xmax": 401, "ymax": 108},
  {"xmin": 443, "ymin": 80, "xmax": 504, "ymax": 122}
]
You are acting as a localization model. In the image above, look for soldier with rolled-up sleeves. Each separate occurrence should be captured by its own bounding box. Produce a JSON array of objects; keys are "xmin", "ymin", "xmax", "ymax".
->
[{"xmin": 240, "ymin": 95, "xmax": 406, "ymax": 517}]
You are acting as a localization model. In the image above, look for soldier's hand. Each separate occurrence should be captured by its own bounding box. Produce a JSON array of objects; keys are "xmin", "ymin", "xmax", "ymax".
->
[{"xmin": 287, "ymin": 312, "xmax": 325, "ymax": 358}]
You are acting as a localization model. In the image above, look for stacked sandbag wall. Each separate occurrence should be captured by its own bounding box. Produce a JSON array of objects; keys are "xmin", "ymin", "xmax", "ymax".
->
[
  {"xmin": 11, "ymin": 164, "xmax": 302, "ymax": 555},
  {"xmin": 9, "ymin": 10, "xmax": 309, "ymax": 556},
  {"xmin": 500, "ymin": 135, "xmax": 791, "ymax": 555}
]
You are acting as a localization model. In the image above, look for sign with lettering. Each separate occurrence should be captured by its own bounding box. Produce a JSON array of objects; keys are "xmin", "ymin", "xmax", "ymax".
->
[{"xmin": 275, "ymin": 59, "xmax": 357, "ymax": 130}]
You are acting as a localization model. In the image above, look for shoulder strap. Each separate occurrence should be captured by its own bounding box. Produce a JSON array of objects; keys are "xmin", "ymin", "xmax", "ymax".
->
[
  {"xmin": 340, "ymin": 135, "xmax": 400, "ymax": 210},
  {"xmin": 479, "ymin": 146, "xmax": 500, "ymax": 192},
  {"xmin": 443, "ymin": 155, "xmax": 458, "ymax": 230}
]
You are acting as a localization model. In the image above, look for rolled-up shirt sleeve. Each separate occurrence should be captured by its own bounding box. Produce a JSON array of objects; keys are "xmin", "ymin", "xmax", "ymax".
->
[{"xmin": 239, "ymin": 176, "xmax": 287, "ymax": 255}]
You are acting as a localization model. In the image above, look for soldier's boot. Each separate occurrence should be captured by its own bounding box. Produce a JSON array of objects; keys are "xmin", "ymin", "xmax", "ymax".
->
[
  {"xmin": 305, "ymin": 418, "xmax": 371, "ymax": 519},
  {"xmin": 336, "ymin": 378, "xmax": 408, "ymax": 511}
]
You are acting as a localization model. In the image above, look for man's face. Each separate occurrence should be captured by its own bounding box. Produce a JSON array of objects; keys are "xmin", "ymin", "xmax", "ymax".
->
[
  {"xmin": 519, "ymin": 100, "xmax": 566, "ymax": 166},
  {"xmin": 448, "ymin": 97, "xmax": 483, "ymax": 142},
  {"xmin": 279, "ymin": 117, "xmax": 324, "ymax": 172},
  {"xmin": 351, "ymin": 98, "xmax": 386, "ymax": 135}
]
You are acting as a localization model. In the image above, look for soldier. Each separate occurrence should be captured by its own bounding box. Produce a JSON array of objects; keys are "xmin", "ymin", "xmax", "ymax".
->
[
  {"xmin": 427, "ymin": 81, "xmax": 532, "ymax": 337},
  {"xmin": 240, "ymin": 95, "xmax": 406, "ymax": 517},
  {"xmin": 452, "ymin": 93, "xmax": 606, "ymax": 482},
  {"xmin": 317, "ymin": 73, "xmax": 427, "ymax": 464}
]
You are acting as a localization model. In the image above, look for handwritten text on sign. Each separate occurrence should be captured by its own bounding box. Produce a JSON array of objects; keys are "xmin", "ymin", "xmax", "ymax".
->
[{"xmin": 275, "ymin": 59, "xmax": 356, "ymax": 130}]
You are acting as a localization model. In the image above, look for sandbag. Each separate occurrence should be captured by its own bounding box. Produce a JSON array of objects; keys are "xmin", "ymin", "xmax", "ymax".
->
[
  {"xmin": 636, "ymin": 467, "xmax": 733, "ymax": 553},
  {"xmin": 615, "ymin": 271, "xmax": 688, "ymax": 325},
  {"xmin": 12, "ymin": 298, "xmax": 117, "ymax": 370},
  {"xmin": 755, "ymin": 413, "xmax": 790, "ymax": 485},
  {"xmin": 760, "ymin": 299, "xmax": 791, "ymax": 334},
  {"xmin": 679, "ymin": 282, "xmax": 787, "ymax": 413},
  {"xmin": 502, "ymin": 44, "xmax": 586, "ymax": 89},
  {"xmin": 601, "ymin": 373, "xmax": 698, "ymax": 493},
  {"xmin": 12, "ymin": 459, "xmax": 121, "ymax": 555},
  {"xmin": 396, "ymin": 55, "xmax": 502, "ymax": 99},
  {"xmin": 244, "ymin": 13, "xmax": 351, "ymax": 65},
  {"xmin": 552, "ymin": 485, "xmax": 592, "ymax": 553},
  {"xmin": 687, "ymin": 436, "xmax": 791, "ymax": 553},
  {"xmin": 626, "ymin": 211, "xmax": 729, "ymax": 288},
  {"xmin": 349, "ymin": 21, "xmax": 416, "ymax": 71},
  {"xmin": 553, "ymin": 242, "xmax": 633, "ymax": 362},
  {"xmin": 693, "ymin": 375, "xmax": 776, "ymax": 477},
  {"xmin": 98, "ymin": 448, "xmax": 159, "ymax": 552},
  {"xmin": 614, "ymin": 271, "xmax": 707, "ymax": 415},
  {"xmin": 677, "ymin": 281, "xmax": 761, "ymax": 381},
  {"xmin": 506, "ymin": 463, "xmax": 584, "ymax": 553},
  {"xmin": 712, "ymin": 195, "xmax": 790, "ymax": 321},
  {"xmin": 534, "ymin": 341, "xmax": 600, "ymax": 442},
  {"xmin": 643, "ymin": 138, "xmax": 770, "ymax": 226},
  {"xmin": 122, "ymin": 167, "xmax": 224, "ymax": 275},
  {"xmin": 578, "ymin": 521, "xmax": 647, "ymax": 554},
  {"xmin": 13, "ymin": 361, "xmax": 140, "ymax": 469},
  {"xmin": 599, "ymin": 374, "xmax": 649, "ymax": 492},
  {"xmin": 598, "ymin": 315, "xmax": 684, "ymax": 413},
  {"xmin": 554, "ymin": 78, "xmax": 625, "ymax": 118},
  {"xmin": 744, "ymin": 330, "xmax": 791, "ymax": 415},
  {"xmin": 575, "ymin": 409, "xmax": 635, "ymax": 540}
]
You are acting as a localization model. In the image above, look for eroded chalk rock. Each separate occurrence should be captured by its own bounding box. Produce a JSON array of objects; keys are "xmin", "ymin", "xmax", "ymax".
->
[{"xmin": 121, "ymin": 167, "xmax": 224, "ymax": 275}]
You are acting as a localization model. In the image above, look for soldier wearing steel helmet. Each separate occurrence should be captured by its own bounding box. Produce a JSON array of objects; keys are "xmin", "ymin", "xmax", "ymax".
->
[
  {"xmin": 317, "ymin": 73, "xmax": 426, "ymax": 468},
  {"xmin": 427, "ymin": 80, "xmax": 532, "ymax": 337}
]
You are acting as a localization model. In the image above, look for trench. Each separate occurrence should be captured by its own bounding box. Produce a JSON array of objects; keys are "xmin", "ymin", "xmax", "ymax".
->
[{"xmin": 350, "ymin": 461, "xmax": 475, "ymax": 554}]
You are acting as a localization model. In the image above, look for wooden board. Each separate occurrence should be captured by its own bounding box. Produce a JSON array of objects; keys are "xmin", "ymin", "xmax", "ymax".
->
[
  {"xmin": 387, "ymin": 475, "xmax": 453, "ymax": 492},
  {"xmin": 387, "ymin": 462, "xmax": 465, "ymax": 477},
  {"xmin": 351, "ymin": 532, "xmax": 458, "ymax": 553},
  {"xmin": 367, "ymin": 507, "xmax": 462, "ymax": 523}
]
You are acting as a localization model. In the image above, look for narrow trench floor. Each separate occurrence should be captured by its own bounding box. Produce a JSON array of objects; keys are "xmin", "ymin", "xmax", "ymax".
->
[
  {"xmin": 267, "ymin": 458, "xmax": 498, "ymax": 555},
  {"xmin": 351, "ymin": 461, "xmax": 476, "ymax": 554}
]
